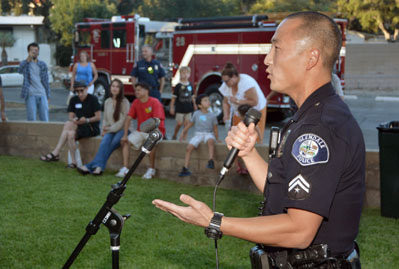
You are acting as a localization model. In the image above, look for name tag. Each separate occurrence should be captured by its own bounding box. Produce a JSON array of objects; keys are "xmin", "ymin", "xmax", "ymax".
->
[{"xmin": 75, "ymin": 103, "xmax": 82, "ymax": 109}]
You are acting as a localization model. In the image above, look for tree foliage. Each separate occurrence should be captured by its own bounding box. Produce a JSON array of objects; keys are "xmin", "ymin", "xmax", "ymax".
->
[
  {"xmin": 0, "ymin": 31, "xmax": 16, "ymax": 65},
  {"xmin": 50, "ymin": 0, "xmax": 117, "ymax": 46},
  {"xmin": 115, "ymin": 0, "xmax": 143, "ymax": 15},
  {"xmin": 336, "ymin": 0, "xmax": 399, "ymax": 41},
  {"xmin": 250, "ymin": 0, "xmax": 333, "ymax": 13},
  {"xmin": 1, "ymin": 0, "xmax": 12, "ymax": 14},
  {"xmin": 137, "ymin": 0, "xmax": 240, "ymax": 21}
]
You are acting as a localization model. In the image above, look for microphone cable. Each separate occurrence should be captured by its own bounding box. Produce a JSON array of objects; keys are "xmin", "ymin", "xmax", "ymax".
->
[
  {"xmin": 212, "ymin": 174, "xmax": 224, "ymax": 269},
  {"xmin": 209, "ymin": 108, "xmax": 262, "ymax": 269}
]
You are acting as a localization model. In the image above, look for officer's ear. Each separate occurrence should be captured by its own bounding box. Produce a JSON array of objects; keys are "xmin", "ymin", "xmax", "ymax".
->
[{"xmin": 306, "ymin": 48, "xmax": 320, "ymax": 70}]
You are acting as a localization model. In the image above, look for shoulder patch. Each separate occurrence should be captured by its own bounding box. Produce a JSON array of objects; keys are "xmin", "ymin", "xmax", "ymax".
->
[
  {"xmin": 288, "ymin": 174, "xmax": 311, "ymax": 200},
  {"xmin": 291, "ymin": 133, "xmax": 329, "ymax": 166}
]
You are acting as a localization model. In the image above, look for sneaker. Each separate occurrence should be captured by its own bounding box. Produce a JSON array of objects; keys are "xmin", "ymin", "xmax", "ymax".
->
[
  {"xmin": 115, "ymin": 167, "xmax": 129, "ymax": 178},
  {"xmin": 207, "ymin": 159, "xmax": 215, "ymax": 169},
  {"xmin": 178, "ymin": 167, "xmax": 192, "ymax": 177},
  {"xmin": 142, "ymin": 168, "xmax": 156, "ymax": 179}
]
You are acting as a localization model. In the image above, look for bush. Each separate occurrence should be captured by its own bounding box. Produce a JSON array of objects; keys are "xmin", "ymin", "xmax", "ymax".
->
[{"xmin": 55, "ymin": 44, "xmax": 73, "ymax": 67}]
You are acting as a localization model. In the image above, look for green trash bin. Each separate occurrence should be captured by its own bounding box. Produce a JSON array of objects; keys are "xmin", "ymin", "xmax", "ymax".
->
[{"xmin": 377, "ymin": 121, "xmax": 399, "ymax": 218}]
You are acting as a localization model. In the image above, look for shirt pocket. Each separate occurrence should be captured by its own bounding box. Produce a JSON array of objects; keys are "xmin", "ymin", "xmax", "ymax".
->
[{"xmin": 264, "ymin": 158, "xmax": 287, "ymax": 214}]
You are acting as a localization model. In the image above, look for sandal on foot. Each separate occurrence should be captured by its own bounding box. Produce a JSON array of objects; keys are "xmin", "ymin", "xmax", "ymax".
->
[
  {"xmin": 92, "ymin": 167, "xmax": 103, "ymax": 176},
  {"xmin": 77, "ymin": 166, "xmax": 90, "ymax": 175},
  {"xmin": 66, "ymin": 163, "xmax": 77, "ymax": 169},
  {"xmin": 40, "ymin": 153, "xmax": 60, "ymax": 162}
]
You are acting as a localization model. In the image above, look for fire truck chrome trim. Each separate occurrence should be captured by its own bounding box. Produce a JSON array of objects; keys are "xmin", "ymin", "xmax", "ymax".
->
[
  {"xmin": 340, "ymin": 47, "xmax": 346, "ymax": 57},
  {"xmin": 175, "ymin": 26, "xmax": 276, "ymax": 35},
  {"xmin": 172, "ymin": 43, "xmax": 272, "ymax": 86},
  {"xmin": 111, "ymin": 75, "xmax": 131, "ymax": 84}
]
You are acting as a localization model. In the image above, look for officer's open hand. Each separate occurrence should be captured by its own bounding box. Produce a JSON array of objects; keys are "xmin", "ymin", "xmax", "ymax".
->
[
  {"xmin": 152, "ymin": 194, "xmax": 213, "ymax": 228},
  {"xmin": 225, "ymin": 122, "xmax": 258, "ymax": 157}
]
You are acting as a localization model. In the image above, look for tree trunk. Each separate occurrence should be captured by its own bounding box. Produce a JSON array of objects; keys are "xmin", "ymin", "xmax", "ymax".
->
[
  {"xmin": 1, "ymin": 47, "xmax": 7, "ymax": 66},
  {"xmin": 394, "ymin": 28, "xmax": 399, "ymax": 42},
  {"xmin": 377, "ymin": 21, "xmax": 392, "ymax": 41}
]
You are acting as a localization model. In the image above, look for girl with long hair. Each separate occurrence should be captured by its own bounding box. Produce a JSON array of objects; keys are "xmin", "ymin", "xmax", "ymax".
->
[{"xmin": 77, "ymin": 79, "xmax": 130, "ymax": 175}]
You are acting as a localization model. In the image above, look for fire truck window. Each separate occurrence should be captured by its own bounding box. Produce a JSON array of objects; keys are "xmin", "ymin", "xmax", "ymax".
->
[
  {"xmin": 101, "ymin": 30, "xmax": 110, "ymax": 49},
  {"xmin": 113, "ymin": 29, "xmax": 126, "ymax": 48},
  {"xmin": 78, "ymin": 31, "xmax": 91, "ymax": 48},
  {"xmin": 139, "ymin": 25, "xmax": 145, "ymax": 38}
]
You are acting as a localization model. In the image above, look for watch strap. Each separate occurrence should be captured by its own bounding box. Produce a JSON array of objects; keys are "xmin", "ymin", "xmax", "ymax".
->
[
  {"xmin": 204, "ymin": 212, "xmax": 224, "ymax": 240},
  {"xmin": 209, "ymin": 212, "xmax": 223, "ymax": 228}
]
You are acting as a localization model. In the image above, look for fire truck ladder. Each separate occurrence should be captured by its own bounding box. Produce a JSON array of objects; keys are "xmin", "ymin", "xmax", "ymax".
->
[{"xmin": 176, "ymin": 15, "xmax": 269, "ymax": 31}]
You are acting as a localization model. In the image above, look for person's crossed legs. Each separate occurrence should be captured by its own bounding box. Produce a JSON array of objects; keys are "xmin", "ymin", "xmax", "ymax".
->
[{"xmin": 40, "ymin": 120, "xmax": 78, "ymax": 165}]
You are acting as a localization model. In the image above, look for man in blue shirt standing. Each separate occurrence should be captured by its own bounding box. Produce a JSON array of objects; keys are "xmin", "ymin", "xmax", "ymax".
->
[
  {"xmin": 19, "ymin": 42, "xmax": 50, "ymax": 122},
  {"xmin": 130, "ymin": 45, "xmax": 165, "ymax": 103}
]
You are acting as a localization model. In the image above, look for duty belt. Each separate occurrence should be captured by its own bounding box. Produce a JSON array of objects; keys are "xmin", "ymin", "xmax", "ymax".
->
[{"xmin": 250, "ymin": 244, "xmax": 360, "ymax": 269}]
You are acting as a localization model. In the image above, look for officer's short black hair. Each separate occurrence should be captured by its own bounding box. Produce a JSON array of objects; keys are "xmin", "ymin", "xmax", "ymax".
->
[
  {"xmin": 285, "ymin": 11, "xmax": 342, "ymax": 71},
  {"xmin": 135, "ymin": 82, "xmax": 151, "ymax": 91},
  {"xmin": 196, "ymin": 93, "xmax": 208, "ymax": 106},
  {"xmin": 27, "ymin": 42, "xmax": 39, "ymax": 52}
]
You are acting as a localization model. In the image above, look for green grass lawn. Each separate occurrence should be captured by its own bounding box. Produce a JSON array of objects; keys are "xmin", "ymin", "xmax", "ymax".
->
[{"xmin": 0, "ymin": 155, "xmax": 398, "ymax": 268}]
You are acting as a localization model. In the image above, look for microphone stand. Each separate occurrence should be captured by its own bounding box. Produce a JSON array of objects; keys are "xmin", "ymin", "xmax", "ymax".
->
[{"xmin": 63, "ymin": 129, "xmax": 163, "ymax": 269}]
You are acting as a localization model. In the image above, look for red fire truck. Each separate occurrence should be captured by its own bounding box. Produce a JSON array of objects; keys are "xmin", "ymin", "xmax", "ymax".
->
[
  {"xmin": 71, "ymin": 15, "xmax": 177, "ymax": 104},
  {"xmin": 171, "ymin": 15, "xmax": 347, "ymax": 120},
  {"xmin": 71, "ymin": 14, "xmax": 346, "ymax": 120}
]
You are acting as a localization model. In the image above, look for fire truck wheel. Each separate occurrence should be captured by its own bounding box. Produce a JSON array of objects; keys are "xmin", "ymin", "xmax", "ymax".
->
[
  {"xmin": 93, "ymin": 76, "xmax": 109, "ymax": 106},
  {"xmin": 205, "ymin": 85, "xmax": 223, "ymax": 124}
]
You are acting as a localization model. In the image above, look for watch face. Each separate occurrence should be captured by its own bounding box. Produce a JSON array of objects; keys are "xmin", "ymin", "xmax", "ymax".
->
[
  {"xmin": 205, "ymin": 227, "xmax": 223, "ymax": 240},
  {"xmin": 212, "ymin": 212, "xmax": 224, "ymax": 225},
  {"xmin": 204, "ymin": 212, "xmax": 224, "ymax": 240}
]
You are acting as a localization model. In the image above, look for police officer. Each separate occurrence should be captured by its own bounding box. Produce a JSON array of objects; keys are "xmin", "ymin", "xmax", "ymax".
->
[
  {"xmin": 153, "ymin": 11, "xmax": 364, "ymax": 268},
  {"xmin": 131, "ymin": 45, "xmax": 165, "ymax": 103}
]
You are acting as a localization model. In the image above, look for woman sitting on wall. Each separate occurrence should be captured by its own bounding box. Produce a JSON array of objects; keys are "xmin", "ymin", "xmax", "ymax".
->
[
  {"xmin": 219, "ymin": 62, "xmax": 267, "ymax": 141},
  {"xmin": 40, "ymin": 80, "xmax": 101, "ymax": 168},
  {"xmin": 77, "ymin": 79, "xmax": 130, "ymax": 175},
  {"xmin": 218, "ymin": 62, "xmax": 267, "ymax": 175}
]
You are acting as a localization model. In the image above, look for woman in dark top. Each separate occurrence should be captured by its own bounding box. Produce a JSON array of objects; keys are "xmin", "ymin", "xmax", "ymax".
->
[{"xmin": 39, "ymin": 80, "xmax": 101, "ymax": 168}]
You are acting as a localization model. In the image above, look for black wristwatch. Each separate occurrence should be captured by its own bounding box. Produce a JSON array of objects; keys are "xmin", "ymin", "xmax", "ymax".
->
[{"xmin": 204, "ymin": 212, "xmax": 224, "ymax": 240}]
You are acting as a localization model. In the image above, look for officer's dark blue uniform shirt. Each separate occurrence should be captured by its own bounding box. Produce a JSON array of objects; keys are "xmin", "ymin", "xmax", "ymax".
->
[
  {"xmin": 130, "ymin": 59, "xmax": 165, "ymax": 91},
  {"xmin": 263, "ymin": 83, "xmax": 365, "ymax": 257}
]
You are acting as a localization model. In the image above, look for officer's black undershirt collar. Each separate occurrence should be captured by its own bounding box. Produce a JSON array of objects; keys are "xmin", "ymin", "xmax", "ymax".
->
[{"xmin": 292, "ymin": 82, "xmax": 335, "ymax": 122}]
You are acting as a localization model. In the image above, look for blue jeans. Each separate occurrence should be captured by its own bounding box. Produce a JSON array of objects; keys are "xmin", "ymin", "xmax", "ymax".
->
[
  {"xmin": 85, "ymin": 129, "xmax": 124, "ymax": 172},
  {"xmin": 25, "ymin": 95, "xmax": 49, "ymax": 122}
]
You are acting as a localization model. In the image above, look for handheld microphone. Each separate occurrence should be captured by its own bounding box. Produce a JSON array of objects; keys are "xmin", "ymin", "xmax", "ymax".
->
[
  {"xmin": 140, "ymin": 118, "xmax": 160, "ymax": 133},
  {"xmin": 220, "ymin": 108, "xmax": 262, "ymax": 176}
]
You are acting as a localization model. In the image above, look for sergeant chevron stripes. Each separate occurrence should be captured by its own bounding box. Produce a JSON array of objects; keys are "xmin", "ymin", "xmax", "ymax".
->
[{"xmin": 288, "ymin": 174, "xmax": 310, "ymax": 193}]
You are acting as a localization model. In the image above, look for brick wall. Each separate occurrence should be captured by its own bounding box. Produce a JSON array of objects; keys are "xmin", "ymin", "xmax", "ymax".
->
[
  {"xmin": 346, "ymin": 43, "xmax": 399, "ymax": 91},
  {"xmin": 0, "ymin": 121, "xmax": 380, "ymax": 208}
]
